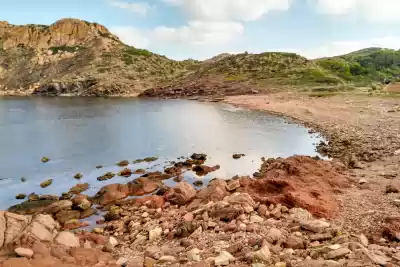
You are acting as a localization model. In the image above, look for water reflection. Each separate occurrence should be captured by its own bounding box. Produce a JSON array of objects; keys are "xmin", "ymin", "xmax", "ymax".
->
[{"xmin": 0, "ymin": 97, "xmax": 324, "ymax": 209}]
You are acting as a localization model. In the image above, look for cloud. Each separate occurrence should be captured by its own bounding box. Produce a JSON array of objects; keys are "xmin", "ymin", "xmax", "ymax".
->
[
  {"xmin": 111, "ymin": 21, "xmax": 243, "ymax": 47},
  {"xmin": 301, "ymin": 36, "xmax": 400, "ymax": 59},
  {"xmin": 313, "ymin": 0, "xmax": 400, "ymax": 22},
  {"xmin": 162, "ymin": 0, "xmax": 292, "ymax": 21},
  {"xmin": 109, "ymin": 0, "xmax": 151, "ymax": 15},
  {"xmin": 111, "ymin": 26, "xmax": 150, "ymax": 48}
]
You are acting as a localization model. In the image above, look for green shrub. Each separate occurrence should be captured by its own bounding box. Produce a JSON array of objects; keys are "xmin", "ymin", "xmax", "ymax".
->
[{"xmin": 124, "ymin": 46, "xmax": 152, "ymax": 57}]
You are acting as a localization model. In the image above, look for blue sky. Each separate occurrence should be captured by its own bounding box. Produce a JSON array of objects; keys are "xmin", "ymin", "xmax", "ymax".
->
[{"xmin": 1, "ymin": 0, "xmax": 400, "ymax": 60}]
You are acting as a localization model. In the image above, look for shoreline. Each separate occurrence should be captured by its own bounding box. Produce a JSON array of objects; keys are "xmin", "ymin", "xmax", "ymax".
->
[{"xmin": 1, "ymin": 93, "xmax": 400, "ymax": 266}]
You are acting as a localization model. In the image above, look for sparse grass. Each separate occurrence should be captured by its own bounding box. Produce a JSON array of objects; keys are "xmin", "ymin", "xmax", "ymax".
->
[{"xmin": 124, "ymin": 46, "xmax": 152, "ymax": 57}]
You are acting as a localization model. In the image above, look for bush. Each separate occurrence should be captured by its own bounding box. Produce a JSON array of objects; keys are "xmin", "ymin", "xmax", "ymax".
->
[{"xmin": 124, "ymin": 46, "xmax": 152, "ymax": 57}]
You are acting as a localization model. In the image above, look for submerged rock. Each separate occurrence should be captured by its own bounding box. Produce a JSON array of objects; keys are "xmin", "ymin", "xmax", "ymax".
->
[
  {"xmin": 192, "ymin": 165, "xmax": 220, "ymax": 176},
  {"xmin": 232, "ymin": 153, "xmax": 245, "ymax": 159},
  {"xmin": 15, "ymin": 194, "xmax": 27, "ymax": 200},
  {"xmin": 118, "ymin": 168, "xmax": 132, "ymax": 177},
  {"xmin": 74, "ymin": 173, "xmax": 83, "ymax": 179},
  {"xmin": 41, "ymin": 156, "xmax": 50, "ymax": 163},
  {"xmin": 116, "ymin": 160, "xmax": 129, "ymax": 167},
  {"xmin": 21, "ymin": 177, "xmax": 27, "ymax": 182},
  {"xmin": 191, "ymin": 153, "xmax": 207, "ymax": 161},
  {"xmin": 134, "ymin": 168, "xmax": 146, "ymax": 174},
  {"xmin": 8, "ymin": 199, "xmax": 58, "ymax": 215},
  {"xmin": 97, "ymin": 172, "xmax": 115, "ymax": 181},
  {"xmin": 55, "ymin": 210, "xmax": 81, "ymax": 224},
  {"xmin": 40, "ymin": 179, "xmax": 53, "ymax": 188},
  {"xmin": 144, "ymin": 157, "xmax": 159, "ymax": 162},
  {"xmin": 96, "ymin": 165, "xmax": 103, "ymax": 169},
  {"xmin": 69, "ymin": 183, "xmax": 89, "ymax": 194}
]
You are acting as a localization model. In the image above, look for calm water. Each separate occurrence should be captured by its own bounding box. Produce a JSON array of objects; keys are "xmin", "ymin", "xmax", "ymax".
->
[{"xmin": 0, "ymin": 97, "xmax": 324, "ymax": 210}]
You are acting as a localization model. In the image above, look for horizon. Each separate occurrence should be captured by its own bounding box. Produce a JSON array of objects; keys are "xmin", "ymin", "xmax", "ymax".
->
[{"xmin": 1, "ymin": 0, "xmax": 400, "ymax": 60}]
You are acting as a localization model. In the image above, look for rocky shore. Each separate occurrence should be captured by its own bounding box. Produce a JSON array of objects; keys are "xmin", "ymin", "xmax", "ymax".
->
[{"xmin": 1, "ymin": 92, "xmax": 400, "ymax": 266}]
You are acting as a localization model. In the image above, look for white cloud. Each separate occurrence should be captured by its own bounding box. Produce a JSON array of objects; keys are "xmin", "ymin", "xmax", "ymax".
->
[
  {"xmin": 163, "ymin": 0, "xmax": 292, "ymax": 21},
  {"xmin": 313, "ymin": 0, "xmax": 400, "ymax": 22},
  {"xmin": 151, "ymin": 21, "xmax": 244, "ymax": 46},
  {"xmin": 111, "ymin": 26, "xmax": 150, "ymax": 48},
  {"xmin": 109, "ymin": 0, "xmax": 151, "ymax": 15},
  {"xmin": 301, "ymin": 36, "xmax": 400, "ymax": 59},
  {"xmin": 111, "ymin": 21, "xmax": 243, "ymax": 47}
]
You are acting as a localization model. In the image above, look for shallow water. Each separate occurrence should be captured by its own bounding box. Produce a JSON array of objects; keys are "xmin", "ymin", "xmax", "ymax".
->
[{"xmin": 0, "ymin": 97, "xmax": 324, "ymax": 210}]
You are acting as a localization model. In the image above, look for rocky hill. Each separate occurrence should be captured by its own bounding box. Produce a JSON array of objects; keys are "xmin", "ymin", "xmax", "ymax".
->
[
  {"xmin": 0, "ymin": 19, "xmax": 197, "ymax": 96},
  {"xmin": 1, "ymin": 18, "xmax": 400, "ymax": 97}
]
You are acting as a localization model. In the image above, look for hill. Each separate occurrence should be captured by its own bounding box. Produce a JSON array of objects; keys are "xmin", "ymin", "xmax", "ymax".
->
[
  {"xmin": 1, "ymin": 18, "xmax": 400, "ymax": 97},
  {"xmin": 0, "ymin": 19, "xmax": 197, "ymax": 96}
]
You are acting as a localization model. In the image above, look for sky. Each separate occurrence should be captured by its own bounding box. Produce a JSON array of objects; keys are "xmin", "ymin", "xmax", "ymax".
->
[{"xmin": 1, "ymin": 0, "xmax": 400, "ymax": 60}]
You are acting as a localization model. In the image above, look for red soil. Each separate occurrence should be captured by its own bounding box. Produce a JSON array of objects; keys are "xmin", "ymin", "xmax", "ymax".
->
[{"xmin": 238, "ymin": 156, "xmax": 350, "ymax": 218}]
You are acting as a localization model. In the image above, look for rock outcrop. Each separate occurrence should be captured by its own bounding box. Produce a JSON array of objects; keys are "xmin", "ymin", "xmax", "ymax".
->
[{"xmin": 0, "ymin": 18, "xmax": 118, "ymax": 50}]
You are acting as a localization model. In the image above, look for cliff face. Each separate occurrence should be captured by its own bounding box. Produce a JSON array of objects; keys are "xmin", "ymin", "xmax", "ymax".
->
[
  {"xmin": 0, "ymin": 18, "xmax": 119, "ymax": 50},
  {"xmin": 0, "ymin": 19, "xmax": 196, "ymax": 96}
]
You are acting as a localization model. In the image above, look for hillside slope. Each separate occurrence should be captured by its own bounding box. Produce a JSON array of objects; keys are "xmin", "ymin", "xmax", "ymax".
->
[
  {"xmin": 0, "ymin": 19, "xmax": 197, "ymax": 96},
  {"xmin": 1, "ymin": 18, "xmax": 400, "ymax": 97}
]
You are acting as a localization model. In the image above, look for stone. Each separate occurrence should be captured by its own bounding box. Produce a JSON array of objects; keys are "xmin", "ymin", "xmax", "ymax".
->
[
  {"xmin": 290, "ymin": 208, "xmax": 313, "ymax": 221},
  {"xmin": 40, "ymin": 179, "xmax": 53, "ymax": 188},
  {"xmin": 250, "ymin": 245, "xmax": 271, "ymax": 263},
  {"xmin": 158, "ymin": 255, "xmax": 177, "ymax": 263},
  {"xmin": 44, "ymin": 200, "xmax": 73, "ymax": 214},
  {"xmin": 395, "ymin": 149, "xmax": 400, "ymax": 155},
  {"xmin": 55, "ymin": 210, "xmax": 80, "ymax": 224},
  {"xmin": 358, "ymin": 234, "xmax": 369, "ymax": 247},
  {"xmin": 367, "ymin": 252, "xmax": 391, "ymax": 265},
  {"xmin": 252, "ymin": 264, "xmax": 266, "ymax": 267},
  {"xmin": 94, "ymin": 183, "xmax": 130, "ymax": 205},
  {"xmin": 226, "ymin": 180, "xmax": 241, "ymax": 191},
  {"xmin": 187, "ymin": 248, "xmax": 202, "ymax": 262},
  {"xmin": 15, "ymin": 194, "xmax": 26, "ymax": 200},
  {"xmin": 167, "ymin": 182, "xmax": 196, "ymax": 205},
  {"xmin": 250, "ymin": 214, "xmax": 264, "ymax": 223},
  {"xmin": 149, "ymin": 227, "xmax": 162, "ymax": 242},
  {"xmin": 275, "ymin": 263, "xmax": 286, "ymax": 267},
  {"xmin": 326, "ymin": 248, "xmax": 351, "ymax": 259},
  {"xmin": 225, "ymin": 193, "xmax": 256, "ymax": 208},
  {"xmin": 214, "ymin": 251, "xmax": 234, "ymax": 266},
  {"xmin": 284, "ymin": 235, "xmax": 305, "ymax": 249},
  {"xmin": 109, "ymin": 237, "xmax": 119, "ymax": 247},
  {"xmin": 300, "ymin": 219, "xmax": 330, "ymax": 233},
  {"xmin": 266, "ymin": 228, "xmax": 282, "ymax": 243},
  {"xmin": 183, "ymin": 212, "xmax": 194, "ymax": 222},
  {"xmin": 54, "ymin": 231, "xmax": 80, "ymax": 247},
  {"xmin": 144, "ymin": 257, "xmax": 157, "ymax": 267},
  {"xmin": 386, "ymin": 180, "xmax": 400, "ymax": 193},
  {"xmin": 15, "ymin": 247, "xmax": 34, "ymax": 258}
]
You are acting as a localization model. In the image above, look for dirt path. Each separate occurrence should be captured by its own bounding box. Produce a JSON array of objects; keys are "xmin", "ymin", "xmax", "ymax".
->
[{"xmin": 225, "ymin": 93, "xmax": 400, "ymax": 236}]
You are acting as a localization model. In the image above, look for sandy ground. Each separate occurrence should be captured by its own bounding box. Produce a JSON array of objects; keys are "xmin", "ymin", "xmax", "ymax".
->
[{"xmin": 225, "ymin": 93, "xmax": 400, "ymax": 236}]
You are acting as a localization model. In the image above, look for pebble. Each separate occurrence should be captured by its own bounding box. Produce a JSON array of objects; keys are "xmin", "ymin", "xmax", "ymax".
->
[
  {"xmin": 116, "ymin": 257, "xmax": 128, "ymax": 266},
  {"xmin": 214, "ymin": 251, "xmax": 234, "ymax": 266},
  {"xmin": 326, "ymin": 248, "xmax": 351, "ymax": 259},
  {"xmin": 158, "ymin": 255, "xmax": 177, "ymax": 263},
  {"xmin": 358, "ymin": 178, "xmax": 368, "ymax": 184}
]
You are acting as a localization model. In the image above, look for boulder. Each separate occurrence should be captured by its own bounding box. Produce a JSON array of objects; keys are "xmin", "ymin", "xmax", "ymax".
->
[
  {"xmin": 284, "ymin": 235, "xmax": 305, "ymax": 249},
  {"xmin": 54, "ymin": 231, "xmax": 80, "ymax": 247},
  {"xmin": 93, "ymin": 183, "xmax": 130, "ymax": 205},
  {"xmin": 43, "ymin": 200, "xmax": 72, "ymax": 214},
  {"xmin": 55, "ymin": 210, "xmax": 80, "ymax": 224},
  {"xmin": 167, "ymin": 182, "xmax": 196, "ymax": 205},
  {"xmin": 300, "ymin": 219, "xmax": 330, "ymax": 233},
  {"xmin": 8, "ymin": 199, "xmax": 58, "ymax": 215}
]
